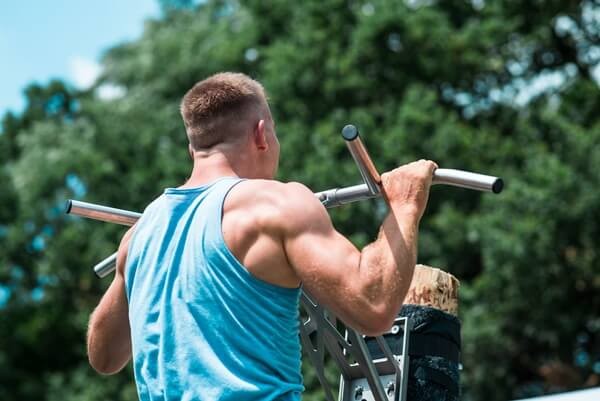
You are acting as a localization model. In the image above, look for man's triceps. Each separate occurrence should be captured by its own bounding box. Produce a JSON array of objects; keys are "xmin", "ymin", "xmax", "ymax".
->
[{"xmin": 282, "ymin": 203, "xmax": 379, "ymax": 327}]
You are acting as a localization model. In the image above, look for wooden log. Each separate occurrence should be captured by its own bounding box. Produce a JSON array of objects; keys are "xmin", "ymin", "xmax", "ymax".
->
[{"xmin": 403, "ymin": 264, "xmax": 460, "ymax": 316}]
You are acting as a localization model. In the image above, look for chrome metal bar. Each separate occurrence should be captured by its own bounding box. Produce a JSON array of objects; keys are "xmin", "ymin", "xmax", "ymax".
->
[
  {"xmin": 66, "ymin": 176, "xmax": 501, "ymax": 227},
  {"xmin": 66, "ymin": 200, "xmax": 141, "ymax": 226},
  {"xmin": 78, "ymin": 183, "xmax": 378, "ymax": 277},
  {"xmin": 94, "ymin": 252, "xmax": 118, "ymax": 278},
  {"xmin": 71, "ymin": 167, "xmax": 503, "ymax": 278},
  {"xmin": 342, "ymin": 125, "xmax": 381, "ymax": 195},
  {"xmin": 434, "ymin": 168, "xmax": 503, "ymax": 194},
  {"xmin": 316, "ymin": 167, "xmax": 502, "ymax": 208},
  {"xmin": 315, "ymin": 184, "xmax": 379, "ymax": 208},
  {"xmin": 74, "ymin": 182, "xmax": 378, "ymax": 278}
]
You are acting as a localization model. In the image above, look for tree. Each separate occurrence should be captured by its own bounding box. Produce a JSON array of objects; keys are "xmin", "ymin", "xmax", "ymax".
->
[{"xmin": 1, "ymin": 1, "xmax": 598, "ymax": 400}]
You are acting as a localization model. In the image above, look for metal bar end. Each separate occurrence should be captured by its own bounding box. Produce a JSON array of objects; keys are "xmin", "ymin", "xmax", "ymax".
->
[
  {"xmin": 341, "ymin": 125, "xmax": 359, "ymax": 141},
  {"xmin": 65, "ymin": 199, "xmax": 73, "ymax": 214},
  {"xmin": 492, "ymin": 178, "xmax": 504, "ymax": 194}
]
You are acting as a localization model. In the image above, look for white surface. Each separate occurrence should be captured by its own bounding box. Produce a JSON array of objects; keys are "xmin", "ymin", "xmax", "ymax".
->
[{"xmin": 514, "ymin": 387, "xmax": 600, "ymax": 401}]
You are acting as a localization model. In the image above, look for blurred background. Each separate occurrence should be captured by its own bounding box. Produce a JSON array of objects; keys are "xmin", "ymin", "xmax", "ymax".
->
[{"xmin": 0, "ymin": 1, "xmax": 599, "ymax": 400}]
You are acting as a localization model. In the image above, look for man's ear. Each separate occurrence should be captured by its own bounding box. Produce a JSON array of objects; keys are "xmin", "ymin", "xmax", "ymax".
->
[
  {"xmin": 188, "ymin": 143, "xmax": 194, "ymax": 159},
  {"xmin": 253, "ymin": 119, "xmax": 268, "ymax": 151}
]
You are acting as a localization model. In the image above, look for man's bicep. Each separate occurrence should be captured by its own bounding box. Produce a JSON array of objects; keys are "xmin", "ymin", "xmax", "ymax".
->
[{"xmin": 116, "ymin": 225, "xmax": 136, "ymax": 277}]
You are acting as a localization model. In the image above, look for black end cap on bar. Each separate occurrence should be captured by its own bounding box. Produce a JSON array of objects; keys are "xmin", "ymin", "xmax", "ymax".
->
[
  {"xmin": 492, "ymin": 178, "xmax": 504, "ymax": 194},
  {"xmin": 65, "ymin": 200, "xmax": 73, "ymax": 214},
  {"xmin": 341, "ymin": 124, "xmax": 359, "ymax": 141}
]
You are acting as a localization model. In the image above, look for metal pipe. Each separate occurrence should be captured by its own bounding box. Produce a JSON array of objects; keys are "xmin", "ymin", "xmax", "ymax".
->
[
  {"xmin": 74, "ymin": 168, "xmax": 503, "ymax": 278},
  {"xmin": 94, "ymin": 252, "xmax": 118, "ymax": 278},
  {"xmin": 315, "ymin": 184, "xmax": 379, "ymax": 208},
  {"xmin": 66, "ymin": 200, "xmax": 141, "ymax": 226},
  {"xmin": 65, "ymin": 171, "xmax": 501, "ymax": 224},
  {"xmin": 342, "ymin": 125, "xmax": 381, "ymax": 195},
  {"xmin": 434, "ymin": 168, "xmax": 503, "ymax": 194},
  {"xmin": 315, "ymin": 168, "xmax": 503, "ymax": 208}
]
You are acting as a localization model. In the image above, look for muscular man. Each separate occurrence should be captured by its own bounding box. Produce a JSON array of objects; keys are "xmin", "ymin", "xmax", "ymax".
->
[{"xmin": 86, "ymin": 72, "xmax": 437, "ymax": 401}]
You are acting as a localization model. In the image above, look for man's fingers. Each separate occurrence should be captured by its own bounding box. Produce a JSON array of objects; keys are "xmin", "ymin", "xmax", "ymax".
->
[
  {"xmin": 382, "ymin": 159, "xmax": 439, "ymax": 178},
  {"xmin": 415, "ymin": 159, "xmax": 438, "ymax": 178}
]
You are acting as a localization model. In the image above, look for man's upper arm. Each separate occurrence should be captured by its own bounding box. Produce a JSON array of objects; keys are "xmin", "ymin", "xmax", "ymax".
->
[
  {"xmin": 116, "ymin": 225, "xmax": 135, "ymax": 276},
  {"xmin": 280, "ymin": 183, "xmax": 376, "ymax": 332},
  {"xmin": 87, "ymin": 227, "xmax": 134, "ymax": 374}
]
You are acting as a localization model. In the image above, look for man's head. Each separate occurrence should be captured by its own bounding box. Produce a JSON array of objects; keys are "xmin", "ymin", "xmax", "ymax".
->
[{"xmin": 180, "ymin": 72, "xmax": 279, "ymax": 179}]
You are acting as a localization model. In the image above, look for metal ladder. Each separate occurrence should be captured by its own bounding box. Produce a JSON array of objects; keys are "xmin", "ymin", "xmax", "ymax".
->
[{"xmin": 300, "ymin": 291, "xmax": 412, "ymax": 401}]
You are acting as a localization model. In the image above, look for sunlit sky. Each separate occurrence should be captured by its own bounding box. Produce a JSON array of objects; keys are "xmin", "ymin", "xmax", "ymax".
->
[
  {"xmin": 1, "ymin": 1, "xmax": 598, "ymax": 117},
  {"xmin": 0, "ymin": 0, "xmax": 160, "ymax": 116}
]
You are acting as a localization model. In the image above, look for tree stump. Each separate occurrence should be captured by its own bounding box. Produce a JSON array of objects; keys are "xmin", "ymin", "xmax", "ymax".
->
[
  {"xmin": 366, "ymin": 264, "xmax": 461, "ymax": 400},
  {"xmin": 401, "ymin": 264, "xmax": 461, "ymax": 401},
  {"xmin": 403, "ymin": 264, "xmax": 460, "ymax": 314}
]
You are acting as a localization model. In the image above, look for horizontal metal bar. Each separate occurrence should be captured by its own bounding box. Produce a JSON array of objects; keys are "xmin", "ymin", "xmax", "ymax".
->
[
  {"xmin": 83, "ymin": 183, "xmax": 376, "ymax": 276},
  {"xmin": 315, "ymin": 184, "xmax": 379, "ymax": 208},
  {"xmin": 95, "ymin": 252, "xmax": 118, "ymax": 278},
  {"xmin": 67, "ymin": 183, "xmax": 376, "ymax": 229},
  {"xmin": 67, "ymin": 171, "xmax": 501, "ymax": 226},
  {"xmin": 433, "ymin": 168, "xmax": 503, "ymax": 194},
  {"xmin": 66, "ymin": 200, "xmax": 141, "ymax": 226},
  {"xmin": 316, "ymin": 168, "xmax": 503, "ymax": 208},
  {"xmin": 68, "ymin": 168, "xmax": 502, "ymax": 277}
]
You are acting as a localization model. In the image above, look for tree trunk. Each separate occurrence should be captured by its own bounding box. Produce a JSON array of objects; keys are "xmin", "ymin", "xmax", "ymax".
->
[
  {"xmin": 404, "ymin": 264, "xmax": 460, "ymax": 316},
  {"xmin": 401, "ymin": 264, "xmax": 461, "ymax": 401}
]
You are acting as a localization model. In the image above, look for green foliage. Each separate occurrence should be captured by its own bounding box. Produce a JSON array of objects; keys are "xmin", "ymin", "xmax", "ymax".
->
[{"xmin": 1, "ymin": 1, "xmax": 599, "ymax": 400}]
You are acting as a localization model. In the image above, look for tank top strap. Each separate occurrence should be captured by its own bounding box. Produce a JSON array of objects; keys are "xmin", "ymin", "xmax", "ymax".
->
[{"xmin": 200, "ymin": 176, "xmax": 245, "ymax": 238}]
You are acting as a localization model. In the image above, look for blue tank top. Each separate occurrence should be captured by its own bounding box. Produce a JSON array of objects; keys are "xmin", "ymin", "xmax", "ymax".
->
[{"xmin": 125, "ymin": 177, "xmax": 304, "ymax": 401}]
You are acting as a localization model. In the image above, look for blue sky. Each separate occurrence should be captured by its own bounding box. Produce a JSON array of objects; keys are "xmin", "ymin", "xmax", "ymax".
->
[
  {"xmin": 1, "ymin": 2, "xmax": 597, "ymax": 116},
  {"xmin": 0, "ymin": 0, "xmax": 160, "ymax": 116}
]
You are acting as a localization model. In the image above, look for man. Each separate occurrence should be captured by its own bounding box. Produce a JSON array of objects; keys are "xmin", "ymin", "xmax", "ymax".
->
[{"xmin": 86, "ymin": 72, "xmax": 438, "ymax": 400}]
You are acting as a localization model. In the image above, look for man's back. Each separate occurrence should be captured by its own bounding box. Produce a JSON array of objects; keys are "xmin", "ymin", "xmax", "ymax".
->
[{"xmin": 125, "ymin": 177, "xmax": 303, "ymax": 401}]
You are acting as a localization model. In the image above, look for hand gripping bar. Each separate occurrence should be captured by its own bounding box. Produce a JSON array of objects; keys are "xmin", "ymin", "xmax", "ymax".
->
[
  {"xmin": 315, "ymin": 125, "xmax": 502, "ymax": 208},
  {"xmin": 341, "ymin": 124, "xmax": 503, "ymax": 195}
]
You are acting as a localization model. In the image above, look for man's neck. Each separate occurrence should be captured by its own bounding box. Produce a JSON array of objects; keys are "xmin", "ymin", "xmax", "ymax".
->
[{"xmin": 180, "ymin": 152, "xmax": 241, "ymax": 189}]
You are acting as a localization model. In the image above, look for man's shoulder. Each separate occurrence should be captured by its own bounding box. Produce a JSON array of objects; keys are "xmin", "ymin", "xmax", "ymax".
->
[
  {"xmin": 233, "ymin": 179, "xmax": 315, "ymax": 205},
  {"xmin": 228, "ymin": 179, "xmax": 324, "ymax": 230}
]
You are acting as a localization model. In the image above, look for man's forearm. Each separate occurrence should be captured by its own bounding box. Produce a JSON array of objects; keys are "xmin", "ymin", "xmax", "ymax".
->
[
  {"xmin": 87, "ymin": 275, "xmax": 132, "ymax": 374},
  {"xmin": 358, "ymin": 205, "xmax": 420, "ymax": 323}
]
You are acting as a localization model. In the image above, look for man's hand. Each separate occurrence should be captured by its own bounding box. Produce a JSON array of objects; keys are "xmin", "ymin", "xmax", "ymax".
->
[{"xmin": 381, "ymin": 159, "xmax": 438, "ymax": 220}]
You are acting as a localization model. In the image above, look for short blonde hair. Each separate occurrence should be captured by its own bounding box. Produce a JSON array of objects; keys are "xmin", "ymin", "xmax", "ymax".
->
[{"xmin": 180, "ymin": 72, "xmax": 267, "ymax": 150}]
